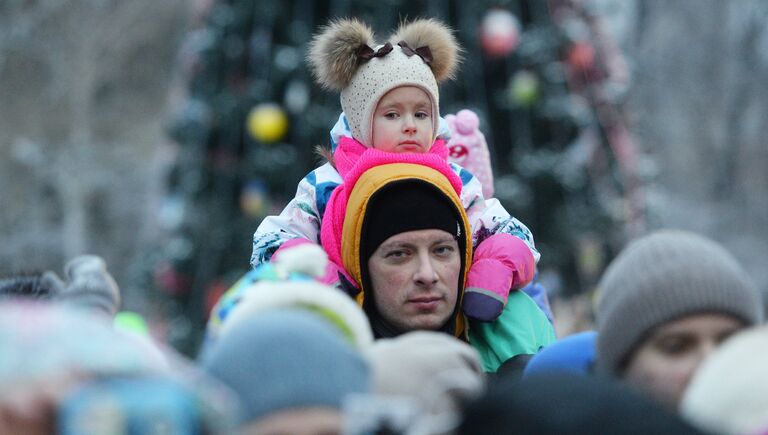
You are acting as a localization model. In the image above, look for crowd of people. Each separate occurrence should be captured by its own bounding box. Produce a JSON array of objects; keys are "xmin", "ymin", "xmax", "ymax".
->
[{"xmin": 1, "ymin": 16, "xmax": 765, "ymax": 435}]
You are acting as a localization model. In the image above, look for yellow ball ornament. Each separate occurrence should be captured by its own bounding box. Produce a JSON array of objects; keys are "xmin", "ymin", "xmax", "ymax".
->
[{"xmin": 247, "ymin": 103, "xmax": 289, "ymax": 143}]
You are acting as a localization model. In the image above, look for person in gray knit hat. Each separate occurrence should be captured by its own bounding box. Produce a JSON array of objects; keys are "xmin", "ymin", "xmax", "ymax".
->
[{"xmin": 594, "ymin": 229, "xmax": 763, "ymax": 409}]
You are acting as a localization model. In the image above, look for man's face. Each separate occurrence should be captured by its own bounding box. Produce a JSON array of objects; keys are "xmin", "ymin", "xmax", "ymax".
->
[
  {"xmin": 366, "ymin": 229, "xmax": 460, "ymax": 333},
  {"xmin": 623, "ymin": 313, "xmax": 744, "ymax": 409}
]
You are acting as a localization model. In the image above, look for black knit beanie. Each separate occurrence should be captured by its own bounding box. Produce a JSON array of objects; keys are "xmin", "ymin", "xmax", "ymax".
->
[
  {"xmin": 361, "ymin": 179, "xmax": 463, "ymax": 262},
  {"xmin": 360, "ymin": 179, "xmax": 467, "ymax": 338}
]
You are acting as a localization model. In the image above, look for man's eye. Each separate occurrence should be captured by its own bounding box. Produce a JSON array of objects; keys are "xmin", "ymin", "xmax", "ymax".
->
[
  {"xmin": 434, "ymin": 245, "xmax": 455, "ymax": 256},
  {"xmin": 385, "ymin": 250, "xmax": 407, "ymax": 258}
]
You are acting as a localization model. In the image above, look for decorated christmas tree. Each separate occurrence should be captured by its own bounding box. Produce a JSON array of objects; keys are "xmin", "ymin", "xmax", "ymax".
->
[{"xmin": 154, "ymin": 0, "xmax": 644, "ymax": 353}]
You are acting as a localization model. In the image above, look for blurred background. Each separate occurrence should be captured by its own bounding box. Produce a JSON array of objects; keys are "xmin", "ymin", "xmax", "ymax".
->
[{"xmin": 2, "ymin": 0, "xmax": 766, "ymax": 354}]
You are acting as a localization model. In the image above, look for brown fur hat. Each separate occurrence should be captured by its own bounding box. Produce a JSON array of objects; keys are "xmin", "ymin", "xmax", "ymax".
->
[{"xmin": 308, "ymin": 18, "xmax": 462, "ymax": 147}]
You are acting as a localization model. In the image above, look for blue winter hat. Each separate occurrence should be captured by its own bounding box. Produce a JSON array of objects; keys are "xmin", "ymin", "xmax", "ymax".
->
[
  {"xmin": 199, "ymin": 309, "xmax": 371, "ymax": 426},
  {"xmin": 523, "ymin": 330, "xmax": 597, "ymax": 377}
]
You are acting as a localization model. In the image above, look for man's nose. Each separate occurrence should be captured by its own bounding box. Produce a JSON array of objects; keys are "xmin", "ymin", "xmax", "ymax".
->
[{"xmin": 413, "ymin": 253, "xmax": 438, "ymax": 286}]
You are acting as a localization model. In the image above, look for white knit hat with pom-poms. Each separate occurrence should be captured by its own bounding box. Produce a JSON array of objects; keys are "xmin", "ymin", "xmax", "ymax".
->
[
  {"xmin": 308, "ymin": 18, "xmax": 462, "ymax": 147},
  {"xmin": 206, "ymin": 244, "xmax": 373, "ymax": 350}
]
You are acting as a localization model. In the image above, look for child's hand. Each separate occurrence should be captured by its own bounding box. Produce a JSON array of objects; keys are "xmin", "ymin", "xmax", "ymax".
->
[{"xmin": 462, "ymin": 233, "xmax": 535, "ymax": 321}]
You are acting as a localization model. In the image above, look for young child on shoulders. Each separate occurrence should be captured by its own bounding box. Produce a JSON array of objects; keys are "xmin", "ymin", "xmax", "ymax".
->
[{"xmin": 251, "ymin": 18, "xmax": 539, "ymax": 322}]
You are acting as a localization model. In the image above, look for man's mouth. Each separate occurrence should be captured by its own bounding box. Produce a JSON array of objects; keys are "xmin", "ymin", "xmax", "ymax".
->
[{"xmin": 408, "ymin": 295, "xmax": 442, "ymax": 310}]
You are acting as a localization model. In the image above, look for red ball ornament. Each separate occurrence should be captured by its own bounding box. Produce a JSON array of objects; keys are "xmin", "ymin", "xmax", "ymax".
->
[
  {"xmin": 567, "ymin": 41, "xmax": 596, "ymax": 72},
  {"xmin": 481, "ymin": 9, "xmax": 521, "ymax": 58},
  {"xmin": 154, "ymin": 263, "xmax": 190, "ymax": 295}
]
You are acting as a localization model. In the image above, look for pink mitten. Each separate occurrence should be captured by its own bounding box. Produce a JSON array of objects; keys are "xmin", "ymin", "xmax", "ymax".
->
[
  {"xmin": 445, "ymin": 109, "xmax": 494, "ymax": 198},
  {"xmin": 462, "ymin": 233, "xmax": 536, "ymax": 321}
]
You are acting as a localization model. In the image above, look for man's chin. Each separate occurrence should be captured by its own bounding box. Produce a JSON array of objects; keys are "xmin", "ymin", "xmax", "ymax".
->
[{"xmin": 399, "ymin": 314, "xmax": 453, "ymax": 332}]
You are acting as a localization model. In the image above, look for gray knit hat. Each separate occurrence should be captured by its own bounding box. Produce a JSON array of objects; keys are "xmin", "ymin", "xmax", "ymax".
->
[
  {"xmin": 200, "ymin": 309, "xmax": 370, "ymax": 426},
  {"xmin": 308, "ymin": 18, "xmax": 461, "ymax": 147},
  {"xmin": 595, "ymin": 230, "xmax": 763, "ymax": 376}
]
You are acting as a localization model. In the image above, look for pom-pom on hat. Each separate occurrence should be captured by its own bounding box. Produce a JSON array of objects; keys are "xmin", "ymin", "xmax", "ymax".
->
[
  {"xmin": 308, "ymin": 18, "xmax": 461, "ymax": 147},
  {"xmin": 206, "ymin": 244, "xmax": 373, "ymax": 350}
]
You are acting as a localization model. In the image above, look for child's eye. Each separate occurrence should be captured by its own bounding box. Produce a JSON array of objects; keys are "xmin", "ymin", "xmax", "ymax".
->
[
  {"xmin": 384, "ymin": 112, "xmax": 399, "ymax": 119},
  {"xmin": 415, "ymin": 111, "xmax": 430, "ymax": 120}
]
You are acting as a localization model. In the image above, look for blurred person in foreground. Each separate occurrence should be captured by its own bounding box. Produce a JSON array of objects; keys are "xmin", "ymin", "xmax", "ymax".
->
[
  {"xmin": 0, "ymin": 255, "xmax": 120, "ymax": 316},
  {"xmin": 199, "ymin": 309, "xmax": 370, "ymax": 435},
  {"xmin": 362, "ymin": 331, "xmax": 486, "ymax": 434},
  {"xmin": 594, "ymin": 229, "xmax": 763, "ymax": 409},
  {"xmin": 0, "ymin": 301, "xmax": 236, "ymax": 435},
  {"xmin": 682, "ymin": 324, "xmax": 768, "ymax": 435},
  {"xmin": 457, "ymin": 372, "xmax": 707, "ymax": 435},
  {"xmin": 205, "ymin": 245, "xmax": 378, "ymax": 434}
]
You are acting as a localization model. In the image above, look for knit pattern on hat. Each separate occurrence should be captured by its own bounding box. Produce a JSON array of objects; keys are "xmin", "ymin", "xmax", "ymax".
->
[
  {"xmin": 200, "ymin": 309, "xmax": 370, "ymax": 426},
  {"xmin": 595, "ymin": 230, "xmax": 763, "ymax": 375},
  {"xmin": 341, "ymin": 45, "xmax": 440, "ymax": 147}
]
